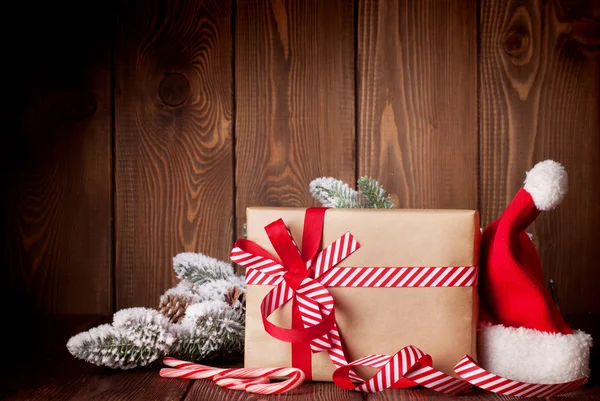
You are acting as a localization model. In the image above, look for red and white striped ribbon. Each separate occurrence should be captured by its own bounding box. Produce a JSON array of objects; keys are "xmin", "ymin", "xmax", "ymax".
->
[
  {"xmin": 238, "ymin": 232, "xmax": 361, "ymax": 287},
  {"xmin": 319, "ymin": 265, "xmax": 478, "ymax": 287},
  {"xmin": 311, "ymin": 232, "xmax": 360, "ymax": 278},
  {"xmin": 238, "ymin": 230, "xmax": 480, "ymax": 383},
  {"xmin": 333, "ymin": 346, "xmax": 471, "ymax": 394},
  {"xmin": 454, "ymin": 355, "xmax": 587, "ymax": 397},
  {"xmin": 296, "ymin": 278, "xmax": 334, "ymax": 352},
  {"xmin": 301, "ymin": 233, "xmax": 358, "ymax": 353},
  {"xmin": 333, "ymin": 348, "xmax": 587, "ymax": 396},
  {"xmin": 238, "ymin": 232, "xmax": 361, "ymax": 356},
  {"xmin": 160, "ymin": 357, "xmax": 305, "ymax": 394},
  {"xmin": 160, "ymin": 353, "xmax": 587, "ymax": 397},
  {"xmin": 230, "ymin": 246, "xmax": 286, "ymax": 286},
  {"xmin": 258, "ymin": 277, "xmax": 336, "ymax": 353},
  {"xmin": 235, "ymin": 232, "xmax": 364, "ymax": 381}
]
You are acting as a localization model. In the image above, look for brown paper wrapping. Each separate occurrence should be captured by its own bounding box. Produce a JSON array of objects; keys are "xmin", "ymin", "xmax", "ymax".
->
[{"xmin": 244, "ymin": 207, "xmax": 480, "ymax": 382}]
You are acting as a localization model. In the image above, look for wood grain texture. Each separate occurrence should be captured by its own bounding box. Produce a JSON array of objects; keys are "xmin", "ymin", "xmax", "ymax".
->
[
  {"xmin": 479, "ymin": 0, "xmax": 600, "ymax": 314},
  {"xmin": 115, "ymin": 0, "xmax": 234, "ymax": 308},
  {"xmin": 1, "ymin": 316, "xmax": 103, "ymax": 400},
  {"xmin": 58, "ymin": 368, "xmax": 190, "ymax": 401},
  {"xmin": 3, "ymin": 352, "xmax": 191, "ymax": 401},
  {"xmin": 0, "ymin": 315, "xmax": 106, "ymax": 398},
  {"xmin": 235, "ymin": 0, "xmax": 356, "ymax": 243},
  {"xmin": 357, "ymin": 0, "xmax": 478, "ymax": 209},
  {"xmin": 2, "ymin": 315, "xmax": 191, "ymax": 400},
  {"xmin": 0, "ymin": 0, "xmax": 112, "ymax": 315},
  {"xmin": 186, "ymin": 380, "xmax": 365, "ymax": 401},
  {"xmin": 547, "ymin": 387, "xmax": 600, "ymax": 400}
]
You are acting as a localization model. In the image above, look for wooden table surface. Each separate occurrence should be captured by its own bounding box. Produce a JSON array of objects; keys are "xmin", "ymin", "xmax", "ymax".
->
[{"xmin": 2, "ymin": 316, "xmax": 599, "ymax": 400}]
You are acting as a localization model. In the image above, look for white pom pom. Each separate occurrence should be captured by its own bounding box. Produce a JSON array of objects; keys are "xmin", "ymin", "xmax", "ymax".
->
[{"xmin": 523, "ymin": 160, "xmax": 568, "ymax": 211}]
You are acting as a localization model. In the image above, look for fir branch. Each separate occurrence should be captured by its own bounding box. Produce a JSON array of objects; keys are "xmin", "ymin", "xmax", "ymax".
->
[
  {"xmin": 309, "ymin": 177, "xmax": 359, "ymax": 208},
  {"xmin": 173, "ymin": 252, "xmax": 235, "ymax": 286},
  {"xmin": 195, "ymin": 277, "xmax": 245, "ymax": 304},
  {"xmin": 173, "ymin": 301, "xmax": 245, "ymax": 362},
  {"xmin": 68, "ymin": 251, "xmax": 247, "ymax": 369},
  {"xmin": 159, "ymin": 281, "xmax": 201, "ymax": 305},
  {"xmin": 67, "ymin": 308, "xmax": 176, "ymax": 369},
  {"xmin": 357, "ymin": 176, "xmax": 395, "ymax": 209}
]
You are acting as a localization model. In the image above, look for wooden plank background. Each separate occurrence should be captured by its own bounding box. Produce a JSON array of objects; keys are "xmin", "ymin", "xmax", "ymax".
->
[
  {"xmin": 1, "ymin": 0, "xmax": 598, "ymax": 320},
  {"xmin": 114, "ymin": 0, "xmax": 234, "ymax": 309},
  {"xmin": 0, "ymin": 0, "xmax": 113, "ymax": 318},
  {"xmin": 235, "ymin": 0, "xmax": 356, "ymax": 241},
  {"xmin": 357, "ymin": 0, "xmax": 478, "ymax": 209}
]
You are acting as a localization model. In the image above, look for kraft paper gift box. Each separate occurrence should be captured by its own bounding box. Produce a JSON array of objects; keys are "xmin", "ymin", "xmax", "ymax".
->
[{"xmin": 240, "ymin": 207, "xmax": 480, "ymax": 382}]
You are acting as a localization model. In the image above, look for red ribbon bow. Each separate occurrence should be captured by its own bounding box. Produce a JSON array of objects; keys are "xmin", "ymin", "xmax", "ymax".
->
[{"xmin": 230, "ymin": 207, "xmax": 361, "ymax": 379}]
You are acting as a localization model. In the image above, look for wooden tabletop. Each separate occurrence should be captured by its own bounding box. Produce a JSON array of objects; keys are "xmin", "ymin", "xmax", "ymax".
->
[{"xmin": 2, "ymin": 316, "xmax": 599, "ymax": 400}]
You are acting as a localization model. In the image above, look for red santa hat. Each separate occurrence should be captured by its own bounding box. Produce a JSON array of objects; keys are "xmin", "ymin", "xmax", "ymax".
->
[{"xmin": 477, "ymin": 160, "xmax": 592, "ymax": 384}]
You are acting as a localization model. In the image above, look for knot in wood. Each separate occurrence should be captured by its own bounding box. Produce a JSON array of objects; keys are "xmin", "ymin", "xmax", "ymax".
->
[
  {"xmin": 159, "ymin": 73, "xmax": 190, "ymax": 107},
  {"xmin": 503, "ymin": 29, "xmax": 529, "ymax": 57}
]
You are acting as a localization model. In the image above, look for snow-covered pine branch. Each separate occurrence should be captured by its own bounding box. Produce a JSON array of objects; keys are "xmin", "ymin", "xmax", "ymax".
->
[
  {"xmin": 310, "ymin": 176, "xmax": 396, "ymax": 209},
  {"xmin": 67, "ymin": 308, "xmax": 175, "ymax": 369},
  {"xmin": 173, "ymin": 300, "xmax": 245, "ymax": 362},
  {"xmin": 173, "ymin": 252, "xmax": 235, "ymax": 286},
  {"xmin": 68, "ymin": 251, "xmax": 247, "ymax": 370},
  {"xmin": 159, "ymin": 281, "xmax": 202, "ymax": 303},
  {"xmin": 196, "ymin": 276, "xmax": 245, "ymax": 303},
  {"xmin": 309, "ymin": 177, "xmax": 359, "ymax": 208}
]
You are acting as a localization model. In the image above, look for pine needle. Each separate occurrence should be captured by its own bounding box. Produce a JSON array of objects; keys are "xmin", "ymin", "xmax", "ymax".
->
[
  {"xmin": 357, "ymin": 176, "xmax": 395, "ymax": 208},
  {"xmin": 309, "ymin": 177, "xmax": 359, "ymax": 208}
]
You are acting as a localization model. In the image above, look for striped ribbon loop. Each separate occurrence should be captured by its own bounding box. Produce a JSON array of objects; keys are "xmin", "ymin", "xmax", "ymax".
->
[
  {"xmin": 231, "ymin": 230, "xmax": 361, "ymax": 355},
  {"xmin": 454, "ymin": 356, "xmax": 588, "ymax": 398},
  {"xmin": 332, "ymin": 349, "xmax": 587, "ymax": 397},
  {"xmin": 230, "ymin": 244, "xmax": 286, "ymax": 286},
  {"xmin": 332, "ymin": 346, "xmax": 471, "ymax": 394}
]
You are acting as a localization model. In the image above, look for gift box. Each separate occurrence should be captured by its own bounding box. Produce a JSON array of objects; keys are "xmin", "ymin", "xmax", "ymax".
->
[{"xmin": 235, "ymin": 207, "xmax": 480, "ymax": 382}]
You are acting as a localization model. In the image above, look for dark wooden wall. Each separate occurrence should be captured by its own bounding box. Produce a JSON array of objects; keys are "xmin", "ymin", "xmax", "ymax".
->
[{"xmin": 1, "ymin": 0, "xmax": 599, "ymax": 320}]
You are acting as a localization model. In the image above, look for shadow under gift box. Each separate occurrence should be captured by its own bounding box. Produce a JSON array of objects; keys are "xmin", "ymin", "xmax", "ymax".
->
[{"xmin": 244, "ymin": 207, "xmax": 480, "ymax": 382}]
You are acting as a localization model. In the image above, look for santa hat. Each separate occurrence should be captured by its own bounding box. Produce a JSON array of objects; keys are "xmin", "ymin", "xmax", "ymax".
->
[{"xmin": 477, "ymin": 160, "xmax": 592, "ymax": 384}]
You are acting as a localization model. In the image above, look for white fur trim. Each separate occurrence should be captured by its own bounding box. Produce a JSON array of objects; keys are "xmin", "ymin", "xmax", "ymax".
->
[
  {"xmin": 523, "ymin": 160, "xmax": 568, "ymax": 211},
  {"xmin": 478, "ymin": 323, "xmax": 592, "ymax": 384}
]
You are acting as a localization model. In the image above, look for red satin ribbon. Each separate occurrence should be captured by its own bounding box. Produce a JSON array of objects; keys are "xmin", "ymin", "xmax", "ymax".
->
[
  {"xmin": 260, "ymin": 302, "xmax": 336, "ymax": 343},
  {"xmin": 265, "ymin": 219, "xmax": 307, "ymax": 288},
  {"xmin": 261, "ymin": 207, "xmax": 329, "ymax": 380},
  {"xmin": 301, "ymin": 207, "xmax": 327, "ymax": 261},
  {"xmin": 296, "ymin": 207, "xmax": 327, "ymax": 380}
]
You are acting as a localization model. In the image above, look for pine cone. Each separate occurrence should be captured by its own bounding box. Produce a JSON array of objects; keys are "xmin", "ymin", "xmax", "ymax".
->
[
  {"xmin": 159, "ymin": 293, "xmax": 192, "ymax": 323},
  {"xmin": 225, "ymin": 286, "xmax": 245, "ymax": 309}
]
